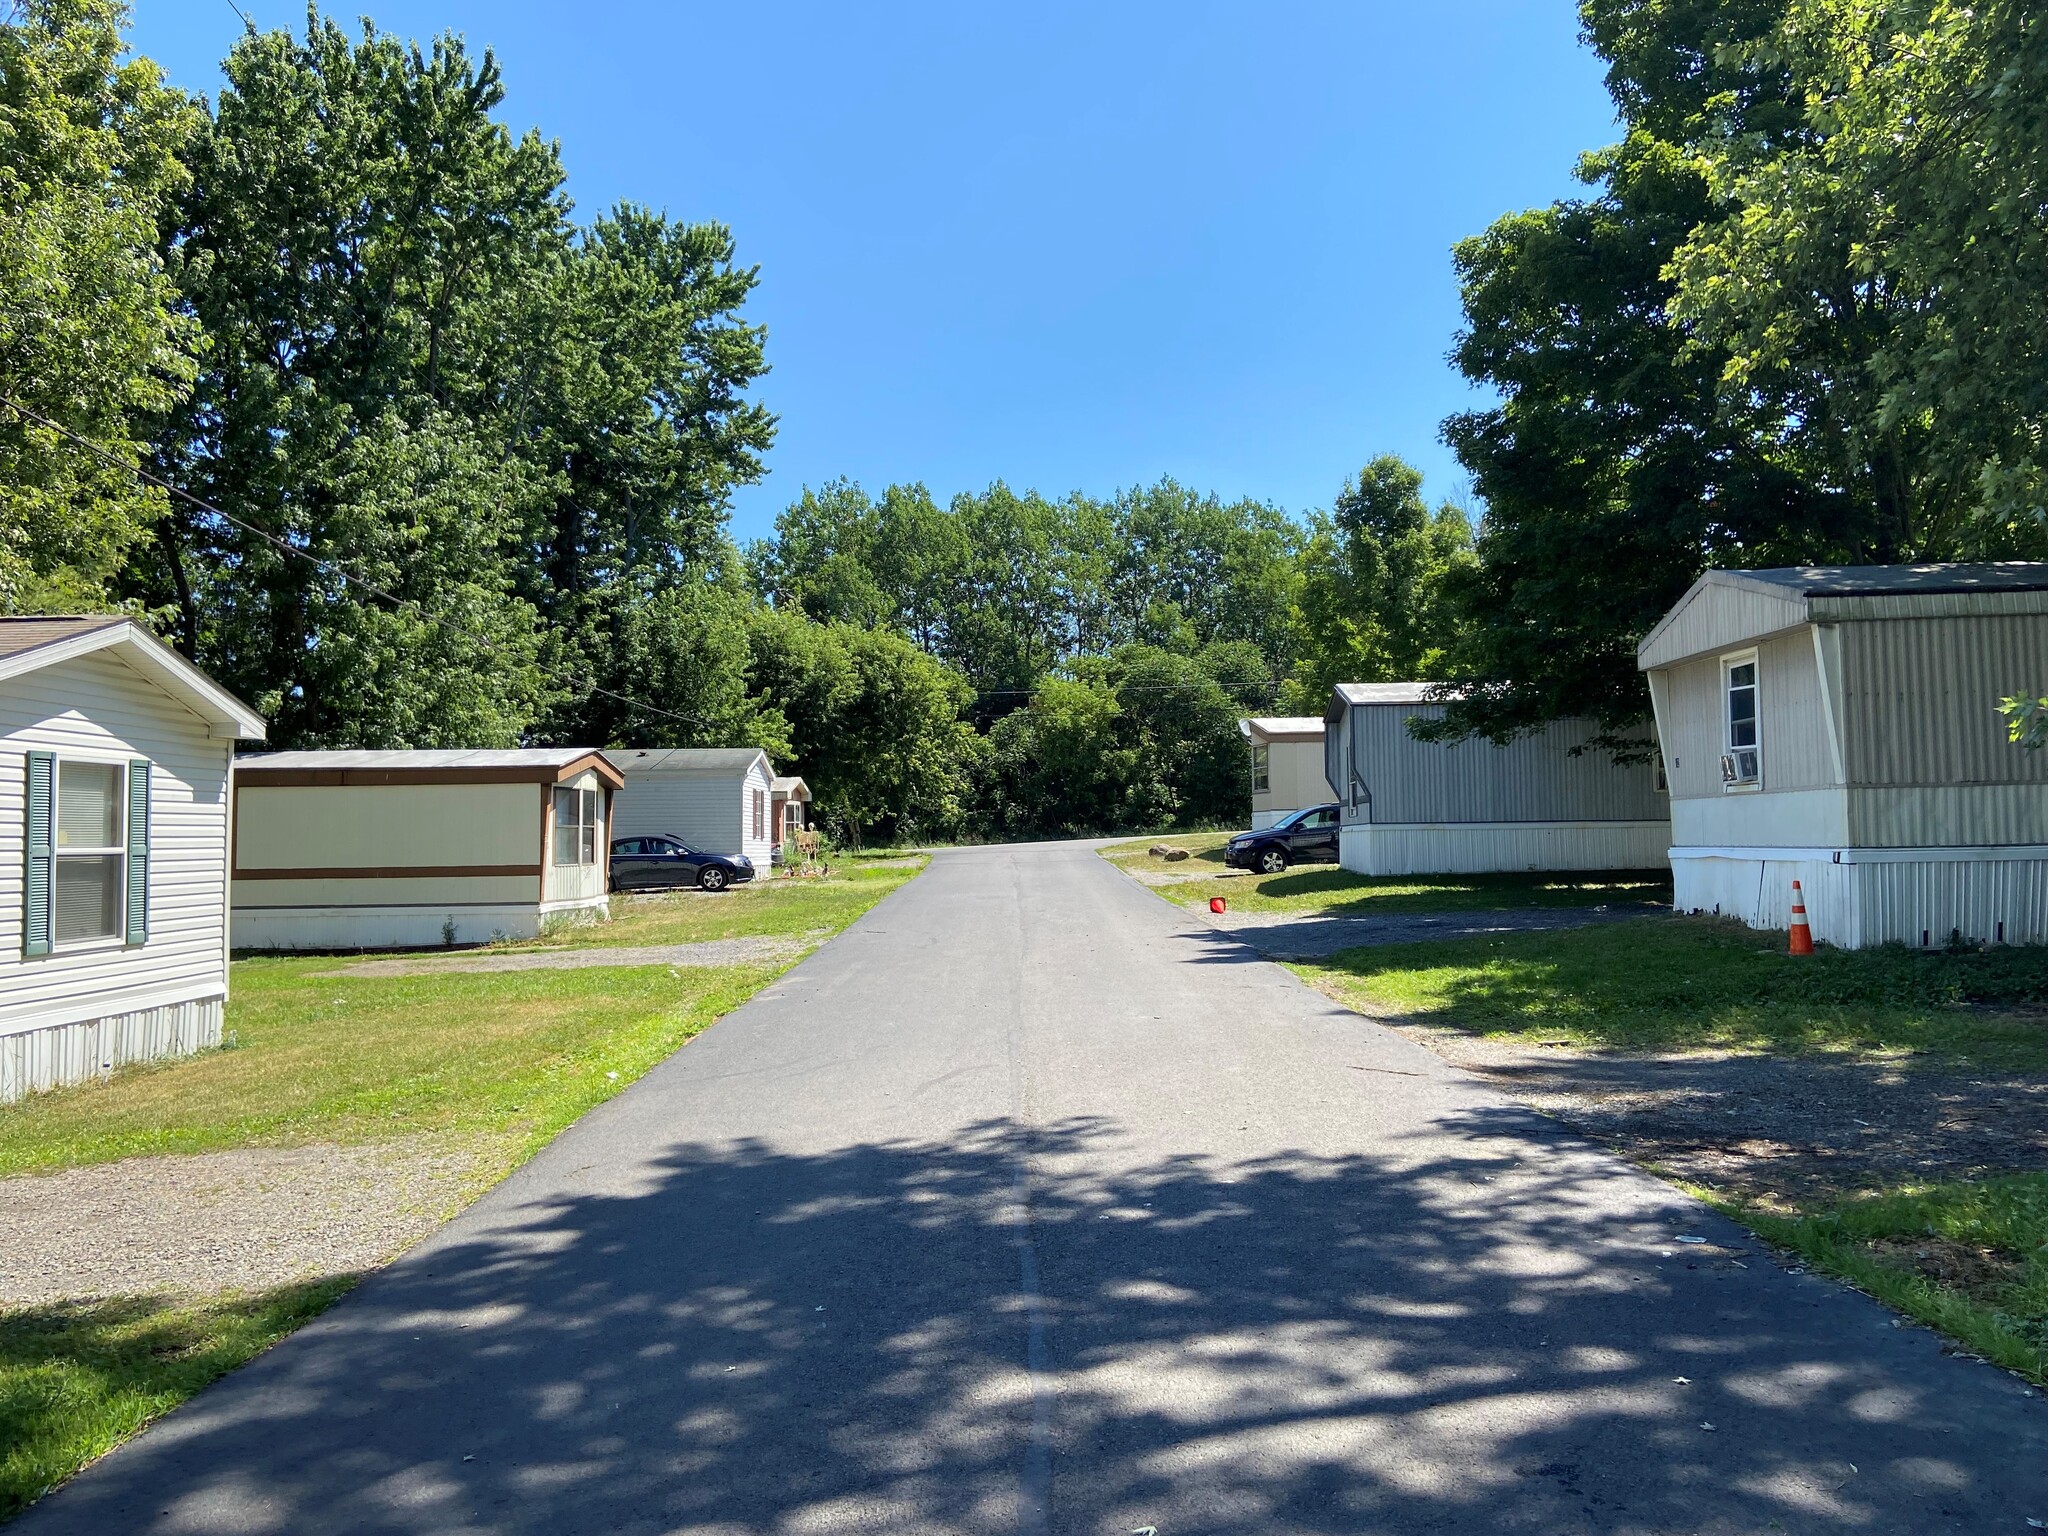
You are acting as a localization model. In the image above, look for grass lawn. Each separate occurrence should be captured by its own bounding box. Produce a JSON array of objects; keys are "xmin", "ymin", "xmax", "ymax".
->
[
  {"xmin": 1100, "ymin": 832, "xmax": 1671, "ymax": 916},
  {"xmin": 1295, "ymin": 914, "xmax": 2048, "ymax": 1069},
  {"xmin": 523, "ymin": 857, "xmax": 926, "ymax": 949},
  {"xmin": 0, "ymin": 1281, "xmax": 349, "ymax": 1522},
  {"xmin": 0, "ymin": 859, "xmax": 922, "ymax": 1518},
  {"xmin": 1298, "ymin": 914, "xmax": 2048, "ymax": 1382}
]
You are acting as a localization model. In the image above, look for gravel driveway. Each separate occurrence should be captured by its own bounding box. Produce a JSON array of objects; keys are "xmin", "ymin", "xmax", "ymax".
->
[{"xmin": 0, "ymin": 1139, "xmax": 489, "ymax": 1306}]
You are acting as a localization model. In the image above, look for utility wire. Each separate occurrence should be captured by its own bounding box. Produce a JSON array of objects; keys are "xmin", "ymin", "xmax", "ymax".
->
[
  {"xmin": 0, "ymin": 393, "xmax": 723, "ymax": 734},
  {"xmin": 222, "ymin": 0, "xmax": 253, "ymax": 29}
]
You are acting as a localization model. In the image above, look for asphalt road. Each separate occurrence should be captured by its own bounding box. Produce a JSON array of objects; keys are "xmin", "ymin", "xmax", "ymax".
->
[{"xmin": 22, "ymin": 842, "xmax": 2048, "ymax": 1534}]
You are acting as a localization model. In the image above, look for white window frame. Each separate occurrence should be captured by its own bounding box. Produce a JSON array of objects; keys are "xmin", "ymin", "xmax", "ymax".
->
[
  {"xmin": 1721, "ymin": 649, "xmax": 1762, "ymax": 792},
  {"xmin": 51, "ymin": 753, "xmax": 129, "ymax": 952},
  {"xmin": 553, "ymin": 784, "xmax": 601, "ymax": 866},
  {"xmin": 1250, "ymin": 743, "xmax": 1270, "ymax": 794}
]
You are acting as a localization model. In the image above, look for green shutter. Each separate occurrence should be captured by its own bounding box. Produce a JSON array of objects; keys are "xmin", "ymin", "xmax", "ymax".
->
[
  {"xmin": 125, "ymin": 759, "xmax": 150, "ymax": 945},
  {"xmin": 23, "ymin": 751, "xmax": 51, "ymax": 957}
]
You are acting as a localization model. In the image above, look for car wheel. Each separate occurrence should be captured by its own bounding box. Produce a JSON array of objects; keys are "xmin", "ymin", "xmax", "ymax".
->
[
  {"xmin": 698, "ymin": 866, "xmax": 729, "ymax": 892},
  {"xmin": 1256, "ymin": 848, "xmax": 1289, "ymax": 875}
]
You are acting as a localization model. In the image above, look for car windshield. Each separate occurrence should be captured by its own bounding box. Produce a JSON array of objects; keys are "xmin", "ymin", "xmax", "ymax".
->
[{"xmin": 1272, "ymin": 807, "xmax": 1317, "ymax": 829}]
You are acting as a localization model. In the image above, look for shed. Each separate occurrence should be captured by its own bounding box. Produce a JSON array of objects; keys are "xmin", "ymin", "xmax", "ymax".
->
[
  {"xmin": 609, "ymin": 748, "xmax": 777, "ymax": 868},
  {"xmin": 1324, "ymin": 683, "xmax": 1669, "ymax": 875},
  {"xmin": 1638, "ymin": 561, "xmax": 2048, "ymax": 947},
  {"xmin": 1238, "ymin": 717, "xmax": 1334, "ymax": 828},
  {"xmin": 230, "ymin": 749, "xmax": 623, "ymax": 950},
  {"xmin": 770, "ymin": 776, "xmax": 812, "ymax": 844},
  {"xmin": 0, "ymin": 617, "xmax": 265, "ymax": 1102}
]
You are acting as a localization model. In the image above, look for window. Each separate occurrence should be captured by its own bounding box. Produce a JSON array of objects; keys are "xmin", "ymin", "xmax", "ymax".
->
[
  {"xmin": 55, "ymin": 760, "xmax": 123, "ymax": 944},
  {"xmin": 1722, "ymin": 654, "xmax": 1761, "ymax": 788},
  {"xmin": 23, "ymin": 753, "xmax": 148, "ymax": 955},
  {"xmin": 553, "ymin": 786, "xmax": 600, "ymax": 865},
  {"xmin": 1250, "ymin": 743, "xmax": 1270, "ymax": 793},
  {"xmin": 752, "ymin": 788, "xmax": 766, "ymax": 840}
]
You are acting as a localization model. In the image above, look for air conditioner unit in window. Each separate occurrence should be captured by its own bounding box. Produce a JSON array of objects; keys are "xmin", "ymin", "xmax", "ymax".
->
[{"xmin": 1721, "ymin": 750, "xmax": 1759, "ymax": 785}]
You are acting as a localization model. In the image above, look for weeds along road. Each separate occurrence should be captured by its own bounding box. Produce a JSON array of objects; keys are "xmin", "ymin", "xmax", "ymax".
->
[{"xmin": 20, "ymin": 841, "xmax": 2048, "ymax": 1535}]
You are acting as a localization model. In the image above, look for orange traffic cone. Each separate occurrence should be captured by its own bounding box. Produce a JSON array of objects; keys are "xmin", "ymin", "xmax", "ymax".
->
[
  {"xmin": 1788, "ymin": 880, "xmax": 1815, "ymax": 956},
  {"xmin": 1210, "ymin": 897, "xmax": 1227, "ymax": 915}
]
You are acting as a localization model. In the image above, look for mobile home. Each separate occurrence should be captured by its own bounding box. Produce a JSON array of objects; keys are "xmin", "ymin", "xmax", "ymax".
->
[
  {"xmin": 1239, "ymin": 717, "xmax": 1335, "ymax": 828},
  {"xmin": 1324, "ymin": 683, "xmax": 1669, "ymax": 876},
  {"xmin": 609, "ymin": 748, "xmax": 778, "ymax": 868},
  {"xmin": 231, "ymin": 749, "xmax": 622, "ymax": 949},
  {"xmin": 0, "ymin": 618, "xmax": 265, "ymax": 1101},
  {"xmin": 1638, "ymin": 562, "xmax": 2048, "ymax": 947}
]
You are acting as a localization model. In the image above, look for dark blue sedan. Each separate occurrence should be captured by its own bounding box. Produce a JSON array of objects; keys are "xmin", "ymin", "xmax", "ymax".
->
[{"xmin": 610, "ymin": 835, "xmax": 755, "ymax": 893}]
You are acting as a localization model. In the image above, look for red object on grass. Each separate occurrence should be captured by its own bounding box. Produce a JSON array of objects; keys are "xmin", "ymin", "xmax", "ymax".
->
[
  {"xmin": 1210, "ymin": 897, "xmax": 1227, "ymax": 914},
  {"xmin": 1788, "ymin": 880, "xmax": 1814, "ymax": 955}
]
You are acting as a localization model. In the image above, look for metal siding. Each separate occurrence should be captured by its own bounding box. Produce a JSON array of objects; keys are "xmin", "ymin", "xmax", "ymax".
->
[
  {"xmin": 1848, "ymin": 786, "xmax": 2048, "ymax": 847},
  {"xmin": 1672, "ymin": 851, "xmax": 2048, "ymax": 947},
  {"xmin": 1341, "ymin": 821, "xmax": 1669, "ymax": 876},
  {"xmin": 1658, "ymin": 657, "xmax": 1727, "ymax": 801},
  {"xmin": 1351, "ymin": 704, "xmax": 1665, "ymax": 825},
  {"xmin": 0, "ymin": 994, "xmax": 222, "ymax": 1104},
  {"xmin": 1837, "ymin": 613, "xmax": 2048, "ymax": 788},
  {"xmin": 1756, "ymin": 632, "xmax": 1832, "ymax": 790},
  {"xmin": 236, "ymin": 782, "xmax": 538, "ymax": 871},
  {"xmin": 612, "ymin": 766, "xmax": 755, "ymax": 857},
  {"xmin": 0, "ymin": 652, "xmax": 232, "ymax": 1037},
  {"xmin": 1637, "ymin": 581, "xmax": 1809, "ymax": 669}
]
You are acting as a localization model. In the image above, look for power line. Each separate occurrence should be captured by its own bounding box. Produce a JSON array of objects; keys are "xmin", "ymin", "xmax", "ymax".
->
[
  {"xmin": 222, "ymin": 0, "xmax": 253, "ymax": 29},
  {"xmin": 0, "ymin": 393, "xmax": 722, "ymax": 735}
]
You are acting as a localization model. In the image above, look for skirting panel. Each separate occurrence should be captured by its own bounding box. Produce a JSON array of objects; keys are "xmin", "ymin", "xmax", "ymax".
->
[
  {"xmin": 234, "ymin": 904, "xmax": 546, "ymax": 951},
  {"xmin": 1339, "ymin": 820, "xmax": 1672, "ymax": 877},
  {"xmin": 0, "ymin": 994, "xmax": 224, "ymax": 1105},
  {"xmin": 1671, "ymin": 849, "xmax": 2048, "ymax": 948}
]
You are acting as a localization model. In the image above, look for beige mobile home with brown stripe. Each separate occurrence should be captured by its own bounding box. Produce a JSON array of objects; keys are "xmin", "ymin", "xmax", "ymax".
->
[
  {"xmin": 230, "ymin": 749, "xmax": 623, "ymax": 950},
  {"xmin": 0, "ymin": 618, "xmax": 266, "ymax": 1102},
  {"xmin": 1638, "ymin": 562, "xmax": 2048, "ymax": 948}
]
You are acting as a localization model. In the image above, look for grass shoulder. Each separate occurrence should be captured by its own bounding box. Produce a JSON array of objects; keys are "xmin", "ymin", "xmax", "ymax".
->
[
  {"xmin": 1101, "ymin": 834, "xmax": 1670, "ymax": 917},
  {"xmin": 1293, "ymin": 913, "xmax": 2048, "ymax": 1068}
]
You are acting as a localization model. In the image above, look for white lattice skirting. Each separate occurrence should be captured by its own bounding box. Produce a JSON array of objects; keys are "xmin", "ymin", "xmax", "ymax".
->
[{"xmin": 0, "ymin": 995, "xmax": 225, "ymax": 1104}]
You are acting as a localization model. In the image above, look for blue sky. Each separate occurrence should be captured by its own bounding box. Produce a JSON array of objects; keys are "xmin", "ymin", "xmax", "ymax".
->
[{"xmin": 132, "ymin": 2, "xmax": 1619, "ymax": 542}]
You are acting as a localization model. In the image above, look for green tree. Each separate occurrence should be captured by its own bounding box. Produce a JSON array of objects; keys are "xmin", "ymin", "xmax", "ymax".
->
[
  {"xmin": 1435, "ymin": 0, "xmax": 1850, "ymax": 747},
  {"xmin": 1102, "ymin": 480, "xmax": 1302, "ymax": 663},
  {"xmin": 0, "ymin": 0, "xmax": 198, "ymax": 612},
  {"xmin": 1668, "ymin": 0, "xmax": 2048, "ymax": 558},
  {"xmin": 1283, "ymin": 456, "xmax": 1474, "ymax": 711}
]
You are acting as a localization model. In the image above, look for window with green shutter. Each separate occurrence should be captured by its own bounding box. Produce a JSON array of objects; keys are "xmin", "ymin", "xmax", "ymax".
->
[{"xmin": 22, "ymin": 751, "xmax": 52, "ymax": 957}]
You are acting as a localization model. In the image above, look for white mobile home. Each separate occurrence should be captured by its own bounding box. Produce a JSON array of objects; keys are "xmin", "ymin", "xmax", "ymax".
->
[
  {"xmin": 1324, "ymin": 683, "xmax": 1669, "ymax": 876},
  {"xmin": 0, "ymin": 618, "xmax": 266, "ymax": 1103},
  {"xmin": 231, "ymin": 749, "xmax": 623, "ymax": 950},
  {"xmin": 610, "ymin": 748, "xmax": 777, "ymax": 868},
  {"xmin": 1638, "ymin": 562, "xmax": 2048, "ymax": 947},
  {"xmin": 1239, "ymin": 717, "xmax": 1335, "ymax": 828}
]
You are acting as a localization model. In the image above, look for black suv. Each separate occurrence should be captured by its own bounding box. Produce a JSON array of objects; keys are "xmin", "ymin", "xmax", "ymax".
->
[{"xmin": 1223, "ymin": 804, "xmax": 1341, "ymax": 875}]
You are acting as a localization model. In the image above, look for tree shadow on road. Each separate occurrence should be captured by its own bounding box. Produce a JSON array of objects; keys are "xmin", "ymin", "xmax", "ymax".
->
[{"xmin": 19, "ymin": 1111, "xmax": 2045, "ymax": 1534}]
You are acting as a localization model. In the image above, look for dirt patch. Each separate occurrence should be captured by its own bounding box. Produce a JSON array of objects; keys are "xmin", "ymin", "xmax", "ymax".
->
[
  {"xmin": 1864, "ymin": 1236, "xmax": 2025, "ymax": 1298},
  {"xmin": 317, "ymin": 933, "xmax": 810, "ymax": 978},
  {"xmin": 1392, "ymin": 1023, "xmax": 2048, "ymax": 1207},
  {"xmin": 0, "ymin": 1139, "xmax": 493, "ymax": 1306}
]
